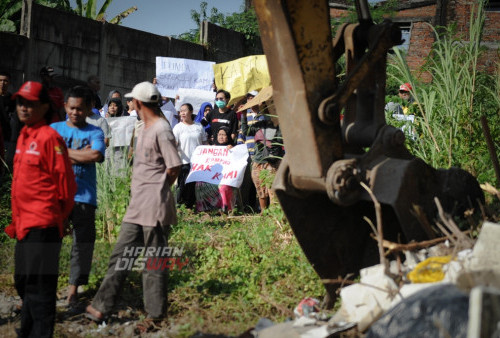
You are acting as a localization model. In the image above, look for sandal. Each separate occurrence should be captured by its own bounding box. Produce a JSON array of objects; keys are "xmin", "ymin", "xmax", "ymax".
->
[{"xmin": 85, "ymin": 305, "xmax": 105, "ymax": 323}]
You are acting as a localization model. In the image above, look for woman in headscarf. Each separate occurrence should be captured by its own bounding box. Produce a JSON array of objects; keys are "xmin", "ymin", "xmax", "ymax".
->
[
  {"xmin": 105, "ymin": 97, "xmax": 126, "ymax": 117},
  {"xmin": 100, "ymin": 90, "xmax": 122, "ymax": 117},
  {"xmin": 194, "ymin": 102, "xmax": 213, "ymax": 144},
  {"xmin": 195, "ymin": 126, "xmax": 236, "ymax": 214}
]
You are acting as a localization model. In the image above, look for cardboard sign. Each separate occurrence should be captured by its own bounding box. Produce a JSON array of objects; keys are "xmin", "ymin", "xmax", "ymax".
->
[
  {"xmin": 106, "ymin": 116, "xmax": 137, "ymax": 147},
  {"xmin": 186, "ymin": 144, "xmax": 249, "ymax": 188},
  {"xmin": 160, "ymin": 100, "xmax": 179, "ymax": 129},
  {"xmin": 213, "ymin": 55, "xmax": 271, "ymax": 105},
  {"xmin": 174, "ymin": 88, "xmax": 216, "ymax": 115},
  {"xmin": 156, "ymin": 57, "xmax": 215, "ymax": 98}
]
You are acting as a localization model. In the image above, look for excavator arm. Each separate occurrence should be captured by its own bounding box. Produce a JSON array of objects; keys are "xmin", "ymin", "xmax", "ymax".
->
[{"xmin": 253, "ymin": 0, "xmax": 483, "ymax": 307}]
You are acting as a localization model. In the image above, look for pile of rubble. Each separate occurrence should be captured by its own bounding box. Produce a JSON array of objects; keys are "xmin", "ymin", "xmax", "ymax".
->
[{"xmin": 253, "ymin": 221, "xmax": 500, "ymax": 337}]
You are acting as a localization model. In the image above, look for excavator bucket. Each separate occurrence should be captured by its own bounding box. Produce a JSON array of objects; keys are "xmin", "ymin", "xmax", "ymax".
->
[{"xmin": 253, "ymin": 0, "xmax": 484, "ymax": 307}]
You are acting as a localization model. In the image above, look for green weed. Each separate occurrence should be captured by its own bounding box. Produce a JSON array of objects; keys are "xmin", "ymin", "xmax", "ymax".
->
[
  {"xmin": 387, "ymin": 0, "xmax": 500, "ymax": 185},
  {"xmin": 95, "ymin": 148, "xmax": 132, "ymax": 242},
  {"xmin": 166, "ymin": 208, "xmax": 324, "ymax": 336}
]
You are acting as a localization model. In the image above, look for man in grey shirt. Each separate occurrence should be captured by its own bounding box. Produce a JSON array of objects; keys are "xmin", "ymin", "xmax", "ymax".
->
[{"xmin": 86, "ymin": 82, "xmax": 181, "ymax": 321}]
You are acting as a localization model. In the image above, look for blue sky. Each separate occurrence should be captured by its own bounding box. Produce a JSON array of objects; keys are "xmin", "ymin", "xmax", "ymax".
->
[{"xmin": 69, "ymin": 0, "xmax": 244, "ymax": 37}]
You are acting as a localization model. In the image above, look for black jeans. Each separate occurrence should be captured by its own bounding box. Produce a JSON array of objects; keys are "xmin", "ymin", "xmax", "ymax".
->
[
  {"xmin": 69, "ymin": 202, "xmax": 96, "ymax": 286},
  {"xmin": 175, "ymin": 163, "xmax": 196, "ymax": 208},
  {"xmin": 14, "ymin": 227, "xmax": 61, "ymax": 338}
]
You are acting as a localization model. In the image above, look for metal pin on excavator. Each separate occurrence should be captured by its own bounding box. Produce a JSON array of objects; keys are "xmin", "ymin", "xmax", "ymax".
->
[{"xmin": 253, "ymin": 0, "xmax": 483, "ymax": 307}]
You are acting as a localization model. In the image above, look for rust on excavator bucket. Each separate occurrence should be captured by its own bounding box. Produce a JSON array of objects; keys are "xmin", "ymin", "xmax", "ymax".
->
[
  {"xmin": 254, "ymin": 0, "xmax": 484, "ymax": 307},
  {"xmin": 253, "ymin": 0, "xmax": 342, "ymax": 191}
]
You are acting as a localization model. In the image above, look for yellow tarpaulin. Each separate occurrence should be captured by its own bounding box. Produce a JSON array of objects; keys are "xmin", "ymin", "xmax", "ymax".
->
[{"xmin": 213, "ymin": 55, "xmax": 271, "ymax": 105}]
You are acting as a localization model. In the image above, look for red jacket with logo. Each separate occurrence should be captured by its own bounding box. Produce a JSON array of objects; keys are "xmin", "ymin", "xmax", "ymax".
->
[{"xmin": 5, "ymin": 120, "xmax": 77, "ymax": 240}]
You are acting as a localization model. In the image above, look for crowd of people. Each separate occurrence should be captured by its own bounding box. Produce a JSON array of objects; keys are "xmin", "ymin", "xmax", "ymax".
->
[
  {"xmin": 172, "ymin": 88, "xmax": 285, "ymax": 214},
  {"xmin": 0, "ymin": 66, "xmax": 287, "ymax": 336},
  {"xmin": 0, "ymin": 63, "xmax": 418, "ymax": 336}
]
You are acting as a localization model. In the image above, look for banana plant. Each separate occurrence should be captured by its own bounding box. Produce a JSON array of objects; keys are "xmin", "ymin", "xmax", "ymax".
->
[
  {"xmin": 75, "ymin": 0, "xmax": 137, "ymax": 24},
  {"xmin": 0, "ymin": 1, "xmax": 23, "ymax": 32}
]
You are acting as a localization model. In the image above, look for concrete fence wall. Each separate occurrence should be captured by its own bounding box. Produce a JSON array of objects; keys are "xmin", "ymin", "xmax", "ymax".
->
[{"xmin": 0, "ymin": 3, "xmax": 261, "ymax": 97}]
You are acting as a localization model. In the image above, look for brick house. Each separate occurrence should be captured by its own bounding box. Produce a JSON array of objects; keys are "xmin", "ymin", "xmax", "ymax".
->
[{"xmin": 329, "ymin": 0, "xmax": 499, "ymax": 80}]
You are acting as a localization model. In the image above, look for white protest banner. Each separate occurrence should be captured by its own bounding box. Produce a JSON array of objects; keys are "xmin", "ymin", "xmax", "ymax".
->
[
  {"xmin": 174, "ymin": 88, "xmax": 216, "ymax": 115},
  {"xmin": 186, "ymin": 144, "xmax": 249, "ymax": 188},
  {"xmin": 156, "ymin": 57, "xmax": 215, "ymax": 98},
  {"xmin": 160, "ymin": 100, "xmax": 178, "ymax": 128},
  {"xmin": 106, "ymin": 116, "xmax": 137, "ymax": 147}
]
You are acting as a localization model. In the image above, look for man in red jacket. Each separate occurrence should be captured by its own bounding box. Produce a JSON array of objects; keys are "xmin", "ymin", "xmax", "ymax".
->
[{"xmin": 5, "ymin": 81, "xmax": 76, "ymax": 338}]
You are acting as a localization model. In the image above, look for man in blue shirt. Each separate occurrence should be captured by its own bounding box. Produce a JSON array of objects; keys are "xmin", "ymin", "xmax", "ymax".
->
[{"xmin": 51, "ymin": 86, "xmax": 106, "ymax": 306}]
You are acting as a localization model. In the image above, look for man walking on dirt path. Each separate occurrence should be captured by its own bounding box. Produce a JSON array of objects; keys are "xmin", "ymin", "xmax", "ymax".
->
[
  {"xmin": 5, "ymin": 81, "xmax": 76, "ymax": 337},
  {"xmin": 86, "ymin": 81, "xmax": 181, "ymax": 322}
]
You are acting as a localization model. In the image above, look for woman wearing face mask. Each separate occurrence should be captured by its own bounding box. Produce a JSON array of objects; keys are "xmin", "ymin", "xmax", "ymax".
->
[{"xmin": 201, "ymin": 89, "xmax": 238, "ymax": 144}]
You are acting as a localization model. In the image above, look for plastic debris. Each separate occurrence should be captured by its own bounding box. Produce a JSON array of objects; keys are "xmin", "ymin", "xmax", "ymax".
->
[
  {"xmin": 338, "ymin": 264, "xmax": 399, "ymax": 331},
  {"xmin": 294, "ymin": 297, "xmax": 320, "ymax": 318},
  {"xmin": 407, "ymin": 255, "xmax": 452, "ymax": 283},
  {"xmin": 293, "ymin": 316, "xmax": 316, "ymax": 327},
  {"xmin": 367, "ymin": 284, "xmax": 469, "ymax": 338}
]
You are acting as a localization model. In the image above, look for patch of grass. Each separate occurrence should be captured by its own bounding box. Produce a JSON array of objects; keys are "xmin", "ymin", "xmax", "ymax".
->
[
  {"xmin": 95, "ymin": 152, "xmax": 132, "ymax": 242},
  {"xmin": 165, "ymin": 207, "xmax": 324, "ymax": 336},
  {"xmin": 0, "ymin": 176, "xmax": 13, "ymax": 244}
]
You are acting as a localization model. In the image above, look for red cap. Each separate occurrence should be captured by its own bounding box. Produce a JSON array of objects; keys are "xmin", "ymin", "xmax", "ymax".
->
[
  {"xmin": 399, "ymin": 83, "xmax": 412, "ymax": 92},
  {"xmin": 12, "ymin": 81, "xmax": 45, "ymax": 101}
]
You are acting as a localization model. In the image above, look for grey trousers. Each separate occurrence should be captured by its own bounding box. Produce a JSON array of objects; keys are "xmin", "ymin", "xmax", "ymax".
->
[{"xmin": 91, "ymin": 222, "xmax": 169, "ymax": 318}]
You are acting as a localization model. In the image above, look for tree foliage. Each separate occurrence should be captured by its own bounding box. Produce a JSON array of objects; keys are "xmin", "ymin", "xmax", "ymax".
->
[
  {"xmin": 331, "ymin": 0, "xmax": 399, "ymax": 36},
  {"xmin": 0, "ymin": 1, "xmax": 23, "ymax": 32},
  {"xmin": 177, "ymin": 1, "xmax": 260, "ymax": 49},
  {"xmin": 0, "ymin": 0, "xmax": 136, "ymax": 33},
  {"xmin": 74, "ymin": 0, "xmax": 137, "ymax": 24},
  {"xmin": 0, "ymin": 0, "xmax": 73, "ymax": 33}
]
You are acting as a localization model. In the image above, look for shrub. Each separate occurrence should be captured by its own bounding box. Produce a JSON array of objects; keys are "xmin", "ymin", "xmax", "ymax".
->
[{"xmin": 386, "ymin": 1, "xmax": 500, "ymax": 184}]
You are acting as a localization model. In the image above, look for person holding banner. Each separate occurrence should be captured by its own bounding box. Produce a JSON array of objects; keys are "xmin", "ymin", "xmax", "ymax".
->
[
  {"xmin": 201, "ymin": 89, "xmax": 238, "ymax": 143},
  {"xmin": 173, "ymin": 103, "xmax": 207, "ymax": 208},
  {"xmin": 195, "ymin": 126, "xmax": 236, "ymax": 214}
]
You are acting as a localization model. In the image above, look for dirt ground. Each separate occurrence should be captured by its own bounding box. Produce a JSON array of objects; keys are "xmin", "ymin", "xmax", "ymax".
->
[{"xmin": 0, "ymin": 289, "xmax": 226, "ymax": 338}]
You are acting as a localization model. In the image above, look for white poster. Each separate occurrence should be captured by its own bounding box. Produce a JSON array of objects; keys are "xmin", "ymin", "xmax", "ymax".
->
[
  {"xmin": 156, "ymin": 57, "xmax": 215, "ymax": 98},
  {"xmin": 174, "ymin": 88, "xmax": 215, "ymax": 115},
  {"xmin": 106, "ymin": 116, "xmax": 137, "ymax": 147},
  {"xmin": 160, "ymin": 100, "xmax": 179, "ymax": 128},
  {"xmin": 186, "ymin": 144, "xmax": 249, "ymax": 188}
]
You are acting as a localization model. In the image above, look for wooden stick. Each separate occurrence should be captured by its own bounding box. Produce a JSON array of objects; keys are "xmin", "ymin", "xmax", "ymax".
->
[
  {"xmin": 480, "ymin": 115, "xmax": 500, "ymax": 186},
  {"xmin": 360, "ymin": 182, "xmax": 388, "ymax": 273},
  {"xmin": 370, "ymin": 232, "xmax": 470, "ymax": 256},
  {"xmin": 434, "ymin": 197, "xmax": 474, "ymax": 247}
]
